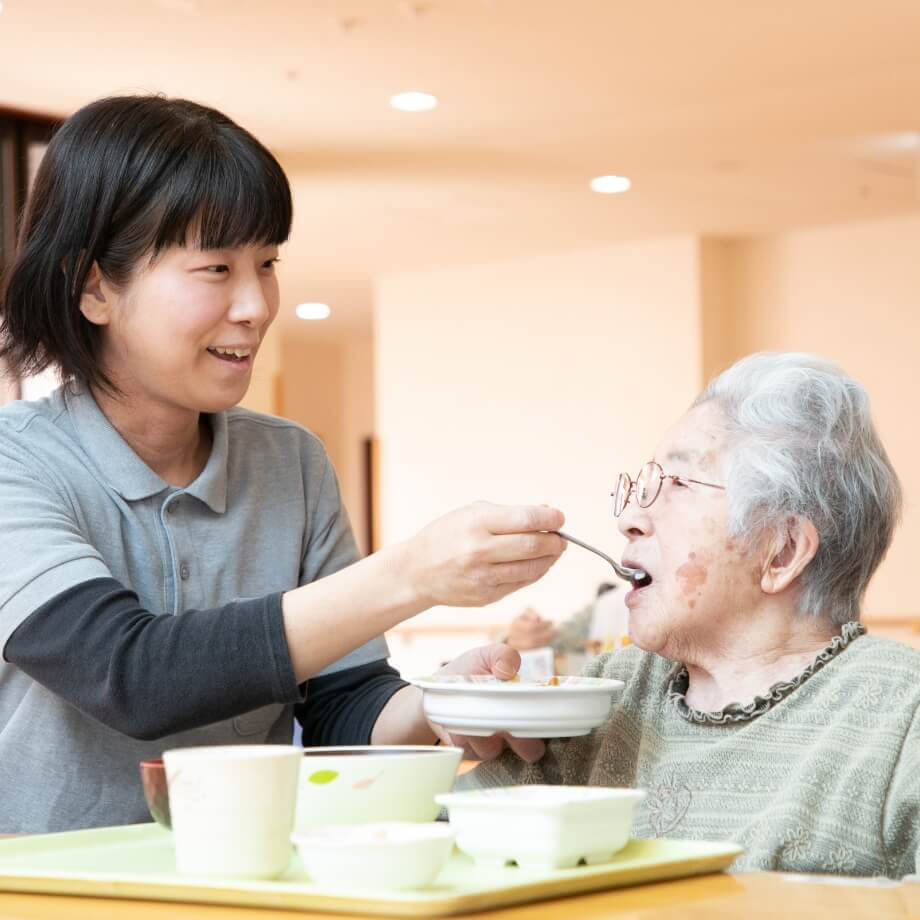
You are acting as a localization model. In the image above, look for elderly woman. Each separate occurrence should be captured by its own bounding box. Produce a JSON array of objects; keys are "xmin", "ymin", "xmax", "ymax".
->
[{"xmin": 461, "ymin": 353, "xmax": 920, "ymax": 878}]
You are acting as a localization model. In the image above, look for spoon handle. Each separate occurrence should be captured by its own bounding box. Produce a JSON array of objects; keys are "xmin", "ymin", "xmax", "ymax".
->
[{"xmin": 554, "ymin": 530, "xmax": 643, "ymax": 583}]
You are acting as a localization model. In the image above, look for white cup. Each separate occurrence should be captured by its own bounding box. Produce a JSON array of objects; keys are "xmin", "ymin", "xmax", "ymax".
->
[{"xmin": 163, "ymin": 744, "xmax": 302, "ymax": 878}]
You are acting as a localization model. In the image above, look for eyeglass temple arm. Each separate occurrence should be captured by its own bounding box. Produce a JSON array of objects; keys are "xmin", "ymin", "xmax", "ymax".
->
[
  {"xmin": 672, "ymin": 476, "xmax": 726, "ymax": 490},
  {"xmin": 553, "ymin": 530, "xmax": 647, "ymax": 584}
]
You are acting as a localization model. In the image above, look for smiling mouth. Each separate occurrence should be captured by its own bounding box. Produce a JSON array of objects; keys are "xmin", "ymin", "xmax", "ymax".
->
[{"xmin": 207, "ymin": 346, "xmax": 252, "ymax": 364}]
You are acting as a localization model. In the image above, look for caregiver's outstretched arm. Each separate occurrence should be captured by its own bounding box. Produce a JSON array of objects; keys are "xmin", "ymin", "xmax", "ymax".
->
[{"xmin": 282, "ymin": 501, "xmax": 566, "ymax": 682}]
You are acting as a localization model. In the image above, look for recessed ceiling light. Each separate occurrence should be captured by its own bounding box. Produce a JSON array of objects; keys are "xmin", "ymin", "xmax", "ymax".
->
[
  {"xmin": 590, "ymin": 175, "xmax": 632, "ymax": 194},
  {"xmin": 295, "ymin": 303, "xmax": 331, "ymax": 321},
  {"xmin": 389, "ymin": 91, "xmax": 438, "ymax": 113}
]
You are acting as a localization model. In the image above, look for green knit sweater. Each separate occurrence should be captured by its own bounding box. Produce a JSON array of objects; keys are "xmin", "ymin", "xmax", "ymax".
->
[{"xmin": 459, "ymin": 624, "xmax": 920, "ymax": 878}]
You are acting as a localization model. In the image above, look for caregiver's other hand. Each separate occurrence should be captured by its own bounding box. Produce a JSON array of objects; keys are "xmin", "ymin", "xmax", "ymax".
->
[
  {"xmin": 404, "ymin": 502, "xmax": 566, "ymax": 608},
  {"xmin": 429, "ymin": 644, "xmax": 546, "ymax": 764},
  {"xmin": 506, "ymin": 607, "xmax": 558, "ymax": 651}
]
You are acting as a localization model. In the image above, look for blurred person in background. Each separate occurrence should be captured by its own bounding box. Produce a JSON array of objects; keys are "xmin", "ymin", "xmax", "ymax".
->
[{"xmin": 506, "ymin": 582, "xmax": 621, "ymax": 655}]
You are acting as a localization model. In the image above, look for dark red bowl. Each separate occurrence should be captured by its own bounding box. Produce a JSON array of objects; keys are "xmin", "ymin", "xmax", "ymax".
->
[{"xmin": 139, "ymin": 758, "xmax": 171, "ymax": 829}]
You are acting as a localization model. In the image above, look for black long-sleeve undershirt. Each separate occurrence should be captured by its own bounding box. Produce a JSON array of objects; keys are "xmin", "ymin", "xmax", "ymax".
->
[{"xmin": 3, "ymin": 577, "xmax": 408, "ymax": 743}]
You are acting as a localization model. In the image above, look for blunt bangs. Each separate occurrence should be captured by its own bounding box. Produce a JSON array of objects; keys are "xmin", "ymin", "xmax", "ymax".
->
[
  {"xmin": 0, "ymin": 95, "xmax": 293, "ymax": 393},
  {"xmin": 147, "ymin": 121, "xmax": 292, "ymax": 255}
]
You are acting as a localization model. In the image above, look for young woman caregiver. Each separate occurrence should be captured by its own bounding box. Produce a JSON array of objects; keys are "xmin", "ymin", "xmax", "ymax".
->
[{"xmin": 0, "ymin": 95, "xmax": 566, "ymax": 833}]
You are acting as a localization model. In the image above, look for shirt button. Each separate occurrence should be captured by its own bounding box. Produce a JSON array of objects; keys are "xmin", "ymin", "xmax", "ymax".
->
[
  {"xmin": 179, "ymin": 563, "xmax": 190, "ymax": 581},
  {"xmin": 166, "ymin": 502, "xmax": 176, "ymax": 515}
]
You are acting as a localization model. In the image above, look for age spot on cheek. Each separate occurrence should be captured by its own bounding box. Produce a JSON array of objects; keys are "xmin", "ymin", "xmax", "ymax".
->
[{"xmin": 676, "ymin": 555, "xmax": 709, "ymax": 594}]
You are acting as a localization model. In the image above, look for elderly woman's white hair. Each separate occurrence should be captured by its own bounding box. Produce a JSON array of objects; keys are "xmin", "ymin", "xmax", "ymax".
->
[{"xmin": 694, "ymin": 353, "xmax": 901, "ymax": 625}]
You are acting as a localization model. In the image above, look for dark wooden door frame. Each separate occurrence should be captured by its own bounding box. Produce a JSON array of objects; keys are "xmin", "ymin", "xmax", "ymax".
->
[{"xmin": 0, "ymin": 110, "xmax": 57, "ymax": 401}]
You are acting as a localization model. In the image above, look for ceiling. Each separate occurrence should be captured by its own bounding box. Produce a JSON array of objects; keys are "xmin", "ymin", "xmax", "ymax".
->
[{"xmin": 2, "ymin": 0, "xmax": 919, "ymax": 340}]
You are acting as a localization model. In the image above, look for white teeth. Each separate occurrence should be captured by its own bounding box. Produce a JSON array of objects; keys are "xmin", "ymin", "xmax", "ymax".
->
[{"xmin": 210, "ymin": 346, "xmax": 251, "ymax": 358}]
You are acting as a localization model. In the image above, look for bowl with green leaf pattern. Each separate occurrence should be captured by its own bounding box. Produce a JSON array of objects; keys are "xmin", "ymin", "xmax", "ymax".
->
[{"xmin": 294, "ymin": 745, "xmax": 462, "ymax": 833}]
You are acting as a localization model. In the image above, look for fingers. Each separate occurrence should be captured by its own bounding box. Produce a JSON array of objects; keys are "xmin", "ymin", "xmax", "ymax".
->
[
  {"xmin": 434, "ymin": 726, "xmax": 504, "ymax": 761},
  {"xmin": 480, "ymin": 643, "xmax": 521, "ymax": 680},
  {"xmin": 488, "ymin": 533, "xmax": 567, "ymax": 563},
  {"xmin": 466, "ymin": 733, "xmax": 507, "ymax": 761},
  {"xmin": 479, "ymin": 503, "xmax": 565, "ymax": 536},
  {"xmin": 467, "ymin": 733, "xmax": 545, "ymax": 763},
  {"xmin": 484, "ymin": 554, "xmax": 563, "ymax": 588},
  {"xmin": 435, "ymin": 643, "xmax": 514, "ymax": 678},
  {"xmin": 506, "ymin": 736, "xmax": 546, "ymax": 763}
]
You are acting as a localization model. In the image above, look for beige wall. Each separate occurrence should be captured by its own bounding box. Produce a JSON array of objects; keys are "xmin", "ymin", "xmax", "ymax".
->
[
  {"xmin": 279, "ymin": 335, "xmax": 375, "ymax": 556},
  {"xmin": 720, "ymin": 215, "xmax": 920, "ymax": 619},
  {"xmin": 281, "ymin": 212, "xmax": 920, "ymax": 647},
  {"xmin": 340, "ymin": 337, "xmax": 375, "ymax": 555},
  {"xmin": 375, "ymin": 237, "xmax": 703, "ymax": 628}
]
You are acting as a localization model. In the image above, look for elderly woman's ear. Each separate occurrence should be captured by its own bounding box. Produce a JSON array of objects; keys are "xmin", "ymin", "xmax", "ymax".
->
[{"xmin": 760, "ymin": 517, "xmax": 820, "ymax": 596}]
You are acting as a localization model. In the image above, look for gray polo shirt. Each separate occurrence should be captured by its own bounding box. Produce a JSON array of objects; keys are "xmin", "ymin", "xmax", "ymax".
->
[{"xmin": 0, "ymin": 383, "xmax": 388, "ymax": 832}]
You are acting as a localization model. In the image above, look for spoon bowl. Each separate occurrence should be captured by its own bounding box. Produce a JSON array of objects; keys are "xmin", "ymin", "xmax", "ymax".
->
[{"xmin": 554, "ymin": 531, "xmax": 651, "ymax": 587}]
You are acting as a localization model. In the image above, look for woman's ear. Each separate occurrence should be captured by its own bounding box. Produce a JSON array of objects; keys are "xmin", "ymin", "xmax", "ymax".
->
[
  {"xmin": 760, "ymin": 517, "xmax": 819, "ymax": 595},
  {"xmin": 79, "ymin": 262, "xmax": 111, "ymax": 326}
]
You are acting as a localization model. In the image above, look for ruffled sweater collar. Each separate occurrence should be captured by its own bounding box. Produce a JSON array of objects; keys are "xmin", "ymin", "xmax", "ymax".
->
[{"xmin": 667, "ymin": 621, "xmax": 866, "ymax": 725}]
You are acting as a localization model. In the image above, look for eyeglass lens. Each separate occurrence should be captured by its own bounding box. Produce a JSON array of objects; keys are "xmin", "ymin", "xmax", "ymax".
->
[
  {"xmin": 636, "ymin": 462, "xmax": 662, "ymax": 507},
  {"xmin": 614, "ymin": 462, "xmax": 664, "ymax": 517},
  {"xmin": 613, "ymin": 472, "xmax": 631, "ymax": 516}
]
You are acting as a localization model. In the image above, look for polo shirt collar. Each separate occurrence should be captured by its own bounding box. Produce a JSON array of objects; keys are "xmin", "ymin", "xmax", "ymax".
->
[
  {"xmin": 65, "ymin": 383, "xmax": 228, "ymax": 513},
  {"xmin": 184, "ymin": 411, "xmax": 228, "ymax": 514}
]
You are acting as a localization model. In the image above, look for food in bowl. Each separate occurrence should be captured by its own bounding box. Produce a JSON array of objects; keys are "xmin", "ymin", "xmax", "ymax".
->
[
  {"xmin": 294, "ymin": 745, "xmax": 462, "ymax": 833},
  {"xmin": 139, "ymin": 758, "xmax": 170, "ymax": 829},
  {"xmin": 291, "ymin": 822, "xmax": 455, "ymax": 890},
  {"xmin": 436, "ymin": 785, "xmax": 645, "ymax": 869},
  {"xmin": 410, "ymin": 675, "xmax": 625, "ymax": 738}
]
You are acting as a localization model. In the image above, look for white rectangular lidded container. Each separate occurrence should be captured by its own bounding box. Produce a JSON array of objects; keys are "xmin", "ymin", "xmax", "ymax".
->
[{"xmin": 435, "ymin": 785, "xmax": 645, "ymax": 870}]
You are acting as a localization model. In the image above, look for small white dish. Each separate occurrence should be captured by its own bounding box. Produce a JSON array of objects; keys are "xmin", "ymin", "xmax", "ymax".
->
[
  {"xmin": 290, "ymin": 822, "xmax": 455, "ymax": 890},
  {"xmin": 436, "ymin": 785, "xmax": 645, "ymax": 870},
  {"xmin": 409, "ymin": 675, "xmax": 625, "ymax": 738}
]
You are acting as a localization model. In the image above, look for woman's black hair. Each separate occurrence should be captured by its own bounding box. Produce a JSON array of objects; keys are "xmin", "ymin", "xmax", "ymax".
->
[{"xmin": 0, "ymin": 94, "xmax": 293, "ymax": 393}]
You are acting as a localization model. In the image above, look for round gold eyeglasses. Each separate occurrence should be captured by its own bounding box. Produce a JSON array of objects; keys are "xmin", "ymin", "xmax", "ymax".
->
[{"xmin": 611, "ymin": 460, "xmax": 725, "ymax": 517}]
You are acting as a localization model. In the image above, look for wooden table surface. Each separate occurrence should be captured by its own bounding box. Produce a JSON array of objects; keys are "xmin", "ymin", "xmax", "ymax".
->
[{"xmin": 0, "ymin": 871, "xmax": 918, "ymax": 919}]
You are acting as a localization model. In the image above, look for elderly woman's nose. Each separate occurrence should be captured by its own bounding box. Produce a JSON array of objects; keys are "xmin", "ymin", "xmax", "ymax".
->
[{"xmin": 617, "ymin": 502, "xmax": 651, "ymax": 538}]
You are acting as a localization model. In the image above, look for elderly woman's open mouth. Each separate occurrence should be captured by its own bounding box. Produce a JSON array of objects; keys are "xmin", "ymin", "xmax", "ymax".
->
[{"xmin": 623, "ymin": 560, "xmax": 653, "ymax": 590}]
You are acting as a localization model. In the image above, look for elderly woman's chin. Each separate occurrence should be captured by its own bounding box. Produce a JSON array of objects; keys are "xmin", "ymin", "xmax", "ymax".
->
[
  {"xmin": 626, "ymin": 589, "xmax": 711, "ymax": 658},
  {"xmin": 623, "ymin": 593, "xmax": 675, "ymax": 656}
]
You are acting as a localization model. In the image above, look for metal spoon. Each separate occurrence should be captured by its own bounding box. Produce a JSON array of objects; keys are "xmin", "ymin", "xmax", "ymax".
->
[{"xmin": 554, "ymin": 530, "xmax": 651, "ymax": 587}]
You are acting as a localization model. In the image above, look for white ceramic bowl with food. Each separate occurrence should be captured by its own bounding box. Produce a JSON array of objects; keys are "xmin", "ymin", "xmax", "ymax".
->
[
  {"xmin": 436, "ymin": 785, "xmax": 645, "ymax": 870},
  {"xmin": 291, "ymin": 822, "xmax": 456, "ymax": 890},
  {"xmin": 294, "ymin": 745, "xmax": 462, "ymax": 833},
  {"xmin": 410, "ymin": 675, "xmax": 625, "ymax": 738}
]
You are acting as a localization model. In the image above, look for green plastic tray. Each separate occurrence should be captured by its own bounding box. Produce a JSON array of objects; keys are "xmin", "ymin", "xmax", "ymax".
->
[{"xmin": 0, "ymin": 823, "xmax": 742, "ymax": 917}]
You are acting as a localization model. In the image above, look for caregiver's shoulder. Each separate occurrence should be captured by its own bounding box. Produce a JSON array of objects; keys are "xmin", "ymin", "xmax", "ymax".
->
[
  {"xmin": 0, "ymin": 390, "xmax": 71, "ymax": 464},
  {"xmin": 224, "ymin": 405, "xmax": 329, "ymax": 463}
]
